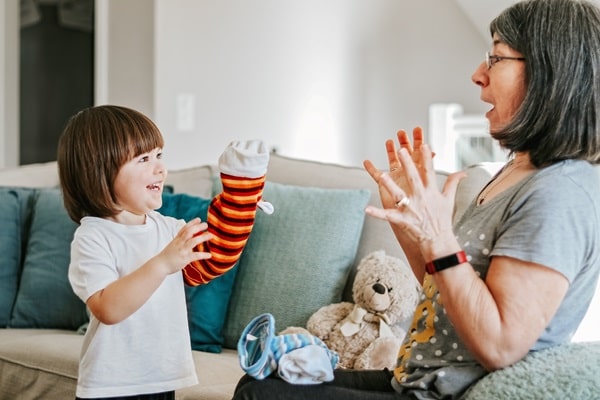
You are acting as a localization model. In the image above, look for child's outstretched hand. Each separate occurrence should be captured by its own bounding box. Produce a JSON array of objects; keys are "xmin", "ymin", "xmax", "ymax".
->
[{"xmin": 156, "ymin": 218, "xmax": 212, "ymax": 275}]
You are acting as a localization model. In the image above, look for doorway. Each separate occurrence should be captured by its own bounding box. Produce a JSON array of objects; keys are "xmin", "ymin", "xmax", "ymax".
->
[{"xmin": 19, "ymin": 0, "xmax": 94, "ymax": 165}]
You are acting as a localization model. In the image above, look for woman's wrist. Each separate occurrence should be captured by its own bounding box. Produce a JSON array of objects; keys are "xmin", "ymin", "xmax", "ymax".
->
[
  {"xmin": 420, "ymin": 233, "xmax": 462, "ymax": 263},
  {"xmin": 425, "ymin": 251, "xmax": 468, "ymax": 274}
]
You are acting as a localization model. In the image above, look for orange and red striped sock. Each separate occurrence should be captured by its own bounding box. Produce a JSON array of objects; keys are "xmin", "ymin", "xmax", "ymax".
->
[{"xmin": 183, "ymin": 172, "xmax": 266, "ymax": 286}]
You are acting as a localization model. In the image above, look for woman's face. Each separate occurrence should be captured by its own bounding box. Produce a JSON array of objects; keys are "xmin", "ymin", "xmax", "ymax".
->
[{"xmin": 472, "ymin": 34, "xmax": 527, "ymax": 132}]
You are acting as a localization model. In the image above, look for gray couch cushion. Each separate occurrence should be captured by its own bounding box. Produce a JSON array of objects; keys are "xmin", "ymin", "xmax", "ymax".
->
[
  {"xmin": 0, "ymin": 328, "xmax": 243, "ymax": 400},
  {"xmin": 0, "ymin": 329, "xmax": 79, "ymax": 400}
]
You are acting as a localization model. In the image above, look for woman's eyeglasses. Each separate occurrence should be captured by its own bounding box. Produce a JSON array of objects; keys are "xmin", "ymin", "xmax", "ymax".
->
[{"xmin": 486, "ymin": 51, "xmax": 525, "ymax": 69}]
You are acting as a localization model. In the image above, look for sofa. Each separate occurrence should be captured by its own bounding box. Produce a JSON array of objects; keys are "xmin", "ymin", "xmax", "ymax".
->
[{"xmin": 0, "ymin": 153, "xmax": 598, "ymax": 400}]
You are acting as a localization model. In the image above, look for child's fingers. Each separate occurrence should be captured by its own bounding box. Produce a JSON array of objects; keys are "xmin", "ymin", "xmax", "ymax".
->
[
  {"xmin": 191, "ymin": 232, "xmax": 212, "ymax": 248},
  {"xmin": 179, "ymin": 218, "xmax": 208, "ymax": 238}
]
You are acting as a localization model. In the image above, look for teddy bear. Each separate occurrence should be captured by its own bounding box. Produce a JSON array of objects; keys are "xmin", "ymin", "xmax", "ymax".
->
[{"xmin": 283, "ymin": 250, "xmax": 421, "ymax": 370}]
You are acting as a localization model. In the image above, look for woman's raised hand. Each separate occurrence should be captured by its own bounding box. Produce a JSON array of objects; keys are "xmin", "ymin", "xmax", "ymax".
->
[
  {"xmin": 363, "ymin": 127, "xmax": 426, "ymax": 210},
  {"xmin": 363, "ymin": 127, "xmax": 464, "ymax": 257}
]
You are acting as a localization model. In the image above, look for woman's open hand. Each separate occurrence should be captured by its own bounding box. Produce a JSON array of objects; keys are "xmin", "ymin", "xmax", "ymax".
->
[
  {"xmin": 363, "ymin": 127, "xmax": 464, "ymax": 258},
  {"xmin": 363, "ymin": 127, "xmax": 428, "ymax": 209}
]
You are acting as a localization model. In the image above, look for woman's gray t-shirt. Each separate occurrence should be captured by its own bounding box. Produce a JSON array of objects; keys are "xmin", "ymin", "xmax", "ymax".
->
[{"xmin": 392, "ymin": 160, "xmax": 600, "ymax": 399}]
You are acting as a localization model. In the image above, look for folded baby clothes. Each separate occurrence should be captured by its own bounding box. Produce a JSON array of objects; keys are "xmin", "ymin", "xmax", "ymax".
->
[
  {"xmin": 278, "ymin": 344, "xmax": 336, "ymax": 384},
  {"xmin": 237, "ymin": 313, "xmax": 338, "ymax": 383}
]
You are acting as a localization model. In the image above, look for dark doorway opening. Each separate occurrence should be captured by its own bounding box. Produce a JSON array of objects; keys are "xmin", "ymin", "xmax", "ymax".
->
[{"xmin": 20, "ymin": 0, "xmax": 94, "ymax": 165}]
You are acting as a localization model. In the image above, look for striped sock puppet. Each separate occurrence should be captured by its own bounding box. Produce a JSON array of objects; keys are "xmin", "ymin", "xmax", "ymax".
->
[{"xmin": 183, "ymin": 140, "xmax": 273, "ymax": 286}]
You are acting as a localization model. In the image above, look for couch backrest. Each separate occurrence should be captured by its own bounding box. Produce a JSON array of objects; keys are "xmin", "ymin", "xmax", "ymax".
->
[{"xmin": 0, "ymin": 161, "xmax": 60, "ymax": 188}]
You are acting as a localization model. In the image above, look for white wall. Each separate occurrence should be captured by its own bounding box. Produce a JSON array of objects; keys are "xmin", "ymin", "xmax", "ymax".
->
[
  {"xmin": 4, "ymin": 0, "xmax": 491, "ymax": 169},
  {"xmin": 96, "ymin": 0, "xmax": 155, "ymax": 117},
  {"xmin": 150, "ymin": 0, "xmax": 489, "ymax": 169}
]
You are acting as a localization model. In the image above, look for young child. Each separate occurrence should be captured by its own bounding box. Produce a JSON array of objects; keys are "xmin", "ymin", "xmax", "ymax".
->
[{"xmin": 57, "ymin": 105, "xmax": 270, "ymax": 400}]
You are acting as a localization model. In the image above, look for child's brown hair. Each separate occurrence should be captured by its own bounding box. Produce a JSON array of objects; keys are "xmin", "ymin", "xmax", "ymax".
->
[{"xmin": 57, "ymin": 105, "xmax": 165, "ymax": 223}]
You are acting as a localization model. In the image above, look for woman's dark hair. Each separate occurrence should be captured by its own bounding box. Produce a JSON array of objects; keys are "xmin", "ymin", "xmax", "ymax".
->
[
  {"xmin": 490, "ymin": 0, "xmax": 600, "ymax": 166},
  {"xmin": 57, "ymin": 105, "xmax": 165, "ymax": 223}
]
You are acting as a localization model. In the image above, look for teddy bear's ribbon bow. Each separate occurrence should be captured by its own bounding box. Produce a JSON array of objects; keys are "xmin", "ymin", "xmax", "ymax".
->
[{"xmin": 339, "ymin": 304, "xmax": 394, "ymax": 338}]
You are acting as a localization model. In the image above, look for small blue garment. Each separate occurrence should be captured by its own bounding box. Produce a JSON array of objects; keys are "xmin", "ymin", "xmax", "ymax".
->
[{"xmin": 278, "ymin": 345, "xmax": 336, "ymax": 384}]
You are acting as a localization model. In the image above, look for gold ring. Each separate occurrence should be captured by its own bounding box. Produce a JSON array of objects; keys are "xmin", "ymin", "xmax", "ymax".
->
[{"xmin": 395, "ymin": 197, "xmax": 410, "ymax": 209}]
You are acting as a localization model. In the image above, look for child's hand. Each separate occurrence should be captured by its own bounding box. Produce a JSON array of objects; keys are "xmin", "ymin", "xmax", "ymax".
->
[{"xmin": 155, "ymin": 218, "xmax": 212, "ymax": 275}]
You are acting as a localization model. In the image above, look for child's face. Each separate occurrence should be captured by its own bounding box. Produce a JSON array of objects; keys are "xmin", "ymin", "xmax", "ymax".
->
[{"xmin": 111, "ymin": 147, "xmax": 167, "ymax": 224}]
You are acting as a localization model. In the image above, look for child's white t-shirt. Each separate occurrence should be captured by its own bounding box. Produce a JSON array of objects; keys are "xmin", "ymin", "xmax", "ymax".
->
[{"xmin": 69, "ymin": 211, "xmax": 197, "ymax": 398}]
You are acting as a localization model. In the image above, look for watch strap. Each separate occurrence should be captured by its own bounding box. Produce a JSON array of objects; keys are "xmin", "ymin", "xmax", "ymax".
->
[{"xmin": 425, "ymin": 251, "xmax": 467, "ymax": 275}]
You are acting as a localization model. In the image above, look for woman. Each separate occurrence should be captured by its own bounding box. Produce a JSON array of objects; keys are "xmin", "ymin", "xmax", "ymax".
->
[{"xmin": 232, "ymin": 0, "xmax": 600, "ymax": 399}]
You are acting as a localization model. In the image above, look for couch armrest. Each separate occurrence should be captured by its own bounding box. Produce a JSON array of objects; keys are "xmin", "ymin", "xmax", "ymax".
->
[{"xmin": 464, "ymin": 341, "xmax": 600, "ymax": 400}]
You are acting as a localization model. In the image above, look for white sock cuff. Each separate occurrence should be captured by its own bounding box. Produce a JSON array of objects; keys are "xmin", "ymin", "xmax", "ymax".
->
[{"xmin": 219, "ymin": 140, "xmax": 269, "ymax": 178}]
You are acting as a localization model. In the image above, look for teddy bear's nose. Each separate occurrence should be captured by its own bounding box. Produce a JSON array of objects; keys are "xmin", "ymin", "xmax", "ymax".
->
[{"xmin": 373, "ymin": 283, "xmax": 386, "ymax": 294}]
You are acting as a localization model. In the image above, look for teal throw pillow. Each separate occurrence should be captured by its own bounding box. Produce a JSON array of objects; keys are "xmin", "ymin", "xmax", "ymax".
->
[
  {"xmin": 222, "ymin": 181, "xmax": 370, "ymax": 348},
  {"xmin": 9, "ymin": 188, "xmax": 87, "ymax": 329},
  {"xmin": 158, "ymin": 192, "xmax": 239, "ymax": 353},
  {"xmin": 0, "ymin": 190, "xmax": 21, "ymax": 326}
]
